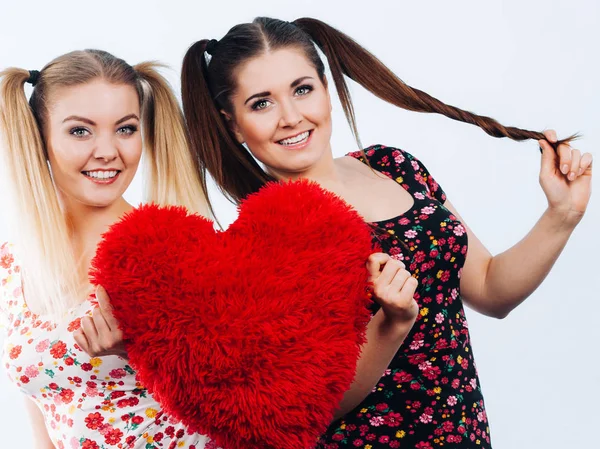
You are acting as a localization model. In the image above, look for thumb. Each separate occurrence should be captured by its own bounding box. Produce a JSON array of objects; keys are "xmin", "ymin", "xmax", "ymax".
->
[{"xmin": 539, "ymin": 139, "xmax": 557, "ymax": 174}]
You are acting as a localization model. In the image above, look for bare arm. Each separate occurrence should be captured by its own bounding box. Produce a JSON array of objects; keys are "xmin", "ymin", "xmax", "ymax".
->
[
  {"xmin": 446, "ymin": 201, "xmax": 575, "ymax": 318},
  {"xmin": 446, "ymin": 132, "xmax": 592, "ymax": 318},
  {"xmin": 24, "ymin": 398, "xmax": 55, "ymax": 449},
  {"xmin": 334, "ymin": 254, "xmax": 418, "ymax": 419}
]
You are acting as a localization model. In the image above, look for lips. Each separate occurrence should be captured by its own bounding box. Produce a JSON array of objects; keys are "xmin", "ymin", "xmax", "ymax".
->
[
  {"xmin": 276, "ymin": 130, "xmax": 313, "ymax": 149},
  {"xmin": 82, "ymin": 170, "xmax": 122, "ymax": 184}
]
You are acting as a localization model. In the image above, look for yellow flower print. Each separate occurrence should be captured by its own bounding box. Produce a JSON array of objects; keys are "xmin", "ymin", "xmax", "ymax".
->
[
  {"xmin": 90, "ymin": 357, "xmax": 102, "ymax": 367},
  {"xmin": 396, "ymin": 430, "xmax": 405, "ymax": 438},
  {"xmin": 420, "ymin": 308, "xmax": 429, "ymax": 316},
  {"xmin": 146, "ymin": 408, "xmax": 158, "ymax": 418}
]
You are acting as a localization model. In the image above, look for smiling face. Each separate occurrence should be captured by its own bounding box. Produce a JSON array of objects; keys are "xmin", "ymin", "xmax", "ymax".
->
[
  {"xmin": 43, "ymin": 79, "xmax": 142, "ymax": 209},
  {"xmin": 226, "ymin": 48, "xmax": 334, "ymax": 179}
]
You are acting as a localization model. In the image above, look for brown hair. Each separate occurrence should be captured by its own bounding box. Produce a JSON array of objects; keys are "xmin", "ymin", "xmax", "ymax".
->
[
  {"xmin": 0, "ymin": 49, "xmax": 208, "ymax": 317},
  {"xmin": 182, "ymin": 17, "xmax": 576, "ymax": 204}
]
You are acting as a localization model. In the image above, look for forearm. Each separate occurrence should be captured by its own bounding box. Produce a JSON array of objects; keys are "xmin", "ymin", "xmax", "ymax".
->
[
  {"xmin": 481, "ymin": 208, "xmax": 576, "ymax": 317},
  {"xmin": 333, "ymin": 309, "xmax": 413, "ymax": 420},
  {"xmin": 25, "ymin": 398, "xmax": 55, "ymax": 449}
]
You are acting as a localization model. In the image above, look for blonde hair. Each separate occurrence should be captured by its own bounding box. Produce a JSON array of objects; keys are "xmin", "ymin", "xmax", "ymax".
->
[{"xmin": 0, "ymin": 50, "xmax": 209, "ymax": 317}]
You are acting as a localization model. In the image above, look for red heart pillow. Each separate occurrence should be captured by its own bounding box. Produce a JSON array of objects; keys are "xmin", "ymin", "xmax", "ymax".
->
[{"xmin": 90, "ymin": 180, "xmax": 374, "ymax": 449}]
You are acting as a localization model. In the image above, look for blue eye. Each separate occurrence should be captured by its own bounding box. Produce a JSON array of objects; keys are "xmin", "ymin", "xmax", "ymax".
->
[
  {"xmin": 69, "ymin": 127, "xmax": 90, "ymax": 138},
  {"xmin": 295, "ymin": 85, "xmax": 313, "ymax": 96},
  {"xmin": 251, "ymin": 99, "xmax": 270, "ymax": 111},
  {"xmin": 117, "ymin": 125, "xmax": 138, "ymax": 136}
]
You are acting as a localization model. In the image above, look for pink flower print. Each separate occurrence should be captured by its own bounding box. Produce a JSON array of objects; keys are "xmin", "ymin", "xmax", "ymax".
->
[
  {"xmin": 453, "ymin": 224, "xmax": 466, "ymax": 236},
  {"xmin": 24, "ymin": 365, "xmax": 39, "ymax": 378},
  {"xmin": 414, "ymin": 192, "xmax": 425, "ymax": 200},
  {"xmin": 410, "ymin": 338, "xmax": 424, "ymax": 350},
  {"xmin": 435, "ymin": 313, "xmax": 444, "ymax": 323},
  {"xmin": 421, "ymin": 206, "xmax": 435, "ymax": 215},
  {"xmin": 369, "ymin": 416, "xmax": 384, "ymax": 426},
  {"xmin": 404, "ymin": 229, "xmax": 417, "ymax": 239},
  {"xmin": 411, "ymin": 160, "xmax": 420, "ymax": 171},
  {"xmin": 419, "ymin": 412, "xmax": 433, "ymax": 424},
  {"xmin": 470, "ymin": 378, "xmax": 478, "ymax": 389},
  {"xmin": 447, "ymin": 396, "xmax": 458, "ymax": 406}
]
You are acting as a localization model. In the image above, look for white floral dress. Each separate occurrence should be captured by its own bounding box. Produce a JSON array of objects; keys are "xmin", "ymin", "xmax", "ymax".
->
[{"xmin": 1, "ymin": 242, "xmax": 217, "ymax": 449}]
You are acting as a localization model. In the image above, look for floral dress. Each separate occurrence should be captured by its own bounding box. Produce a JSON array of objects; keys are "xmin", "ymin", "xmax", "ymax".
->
[
  {"xmin": 317, "ymin": 145, "xmax": 492, "ymax": 448},
  {"xmin": 0, "ymin": 243, "xmax": 217, "ymax": 449}
]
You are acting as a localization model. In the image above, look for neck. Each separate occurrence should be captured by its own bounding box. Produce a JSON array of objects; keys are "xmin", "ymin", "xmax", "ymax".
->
[
  {"xmin": 61, "ymin": 195, "xmax": 133, "ymax": 264},
  {"xmin": 268, "ymin": 143, "xmax": 348, "ymax": 194}
]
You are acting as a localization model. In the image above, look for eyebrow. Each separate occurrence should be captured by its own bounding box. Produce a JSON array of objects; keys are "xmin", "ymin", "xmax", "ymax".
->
[
  {"xmin": 62, "ymin": 113, "xmax": 140, "ymax": 126},
  {"xmin": 243, "ymin": 76, "xmax": 315, "ymax": 105}
]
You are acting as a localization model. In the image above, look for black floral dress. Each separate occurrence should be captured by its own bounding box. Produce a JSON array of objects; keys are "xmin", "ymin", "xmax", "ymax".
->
[{"xmin": 317, "ymin": 145, "xmax": 492, "ymax": 449}]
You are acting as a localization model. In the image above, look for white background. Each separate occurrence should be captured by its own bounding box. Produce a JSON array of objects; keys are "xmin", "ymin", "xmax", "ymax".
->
[{"xmin": 1, "ymin": 1, "xmax": 598, "ymax": 448}]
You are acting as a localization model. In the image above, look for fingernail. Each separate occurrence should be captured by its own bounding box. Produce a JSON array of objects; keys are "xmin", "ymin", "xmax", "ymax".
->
[
  {"xmin": 562, "ymin": 165, "xmax": 569, "ymax": 174},
  {"xmin": 568, "ymin": 172, "xmax": 575, "ymax": 181},
  {"xmin": 578, "ymin": 168, "xmax": 583, "ymax": 175}
]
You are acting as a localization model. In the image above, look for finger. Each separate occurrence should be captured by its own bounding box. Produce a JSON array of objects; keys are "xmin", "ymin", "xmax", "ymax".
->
[
  {"xmin": 80, "ymin": 316, "xmax": 98, "ymax": 345},
  {"xmin": 557, "ymin": 143, "xmax": 572, "ymax": 175},
  {"xmin": 398, "ymin": 276, "xmax": 419, "ymax": 300},
  {"xmin": 73, "ymin": 328, "xmax": 91, "ymax": 355},
  {"xmin": 366, "ymin": 253, "xmax": 391, "ymax": 278},
  {"xmin": 91, "ymin": 307, "xmax": 111, "ymax": 338},
  {"xmin": 543, "ymin": 129, "xmax": 558, "ymax": 143},
  {"xmin": 376, "ymin": 259, "xmax": 404, "ymax": 288},
  {"xmin": 579, "ymin": 152, "xmax": 593, "ymax": 176},
  {"xmin": 388, "ymin": 268, "xmax": 411, "ymax": 297},
  {"xmin": 95, "ymin": 285, "xmax": 119, "ymax": 331},
  {"xmin": 568, "ymin": 149, "xmax": 581, "ymax": 181},
  {"xmin": 539, "ymin": 139, "xmax": 557, "ymax": 172}
]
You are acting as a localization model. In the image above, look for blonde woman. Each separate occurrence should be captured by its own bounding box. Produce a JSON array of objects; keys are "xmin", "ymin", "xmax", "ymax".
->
[{"xmin": 0, "ymin": 50, "xmax": 214, "ymax": 449}]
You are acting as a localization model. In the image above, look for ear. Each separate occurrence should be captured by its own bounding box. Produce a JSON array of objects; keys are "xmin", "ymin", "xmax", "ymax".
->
[{"xmin": 220, "ymin": 110, "xmax": 245, "ymax": 145}]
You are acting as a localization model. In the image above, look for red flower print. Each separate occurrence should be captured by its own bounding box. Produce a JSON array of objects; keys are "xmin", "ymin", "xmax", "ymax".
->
[
  {"xmin": 383, "ymin": 412, "xmax": 403, "ymax": 427},
  {"xmin": 393, "ymin": 371, "xmax": 413, "ymax": 383},
  {"xmin": 104, "ymin": 428, "xmax": 123, "ymax": 445},
  {"xmin": 81, "ymin": 440, "xmax": 99, "ymax": 449},
  {"xmin": 416, "ymin": 442, "xmax": 433, "ymax": 449},
  {"xmin": 81, "ymin": 363, "xmax": 93, "ymax": 371},
  {"xmin": 131, "ymin": 415, "xmax": 144, "ymax": 425},
  {"xmin": 9, "ymin": 345, "xmax": 22, "ymax": 359},
  {"xmin": 64, "ymin": 357, "xmax": 74, "ymax": 366},
  {"xmin": 48, "ymin": 382, "xmax": 59, "ymax": 390},
  {"xmin": 50, "ymin": 341, "xmax": 67, "ymax": 359},
  {"xmin": 67, "ymin": 318, "xmax": 81, "ymax": 332},
  {"xmin": 85, "ymin": 412, "xmax": 104, "ymax": 430},
  {"xmin": 109, "ymin": 368, "xmax": 127, "ymax": 379},
  {"xmin": 19, "ymin": 375, "xmax": 29, "ymax": 384},
  {"xmin": 59, "ymin": 389, "xmax": 74, "ymax": 404},
  {"xmin": 0, "ymin": 251, "xmax": 14, "ymax": 269},
  {"xmin": 375, "ymin": 403, "xmax": 388, "ymax": 412},
  {"xmin": 111, "ymin": 390, "xmax": 126, "ymax": 400}
]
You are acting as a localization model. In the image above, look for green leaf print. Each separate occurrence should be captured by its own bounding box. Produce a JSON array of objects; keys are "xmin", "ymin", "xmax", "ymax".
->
[{"xmin": 44, "ymin": 369, "xmax": 55, "ymax": 378}]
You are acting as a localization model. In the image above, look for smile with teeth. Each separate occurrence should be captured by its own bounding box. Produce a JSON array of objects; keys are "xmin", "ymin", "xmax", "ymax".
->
[
  {"xmin": 278, "ymin": 131, "xmax": 311, "ymax": 146},
  {"xmin": 82, "ymin": 170, "xmax": 120, "ymax": 180}
]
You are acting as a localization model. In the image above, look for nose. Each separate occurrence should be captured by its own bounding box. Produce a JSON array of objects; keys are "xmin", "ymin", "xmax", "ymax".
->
[
  {"xmin": 92, "ymin": 133, "xmax": 119, "ymax": 162},
  {"xmin": 278, "ymin": 99, "xmax": 303, "ymax": 128}
]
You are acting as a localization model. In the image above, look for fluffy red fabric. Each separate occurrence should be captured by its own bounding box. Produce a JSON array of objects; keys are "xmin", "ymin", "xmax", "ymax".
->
[{"xmin": 91, "ymin": 180, "xmax": 374, "ymax": 449}]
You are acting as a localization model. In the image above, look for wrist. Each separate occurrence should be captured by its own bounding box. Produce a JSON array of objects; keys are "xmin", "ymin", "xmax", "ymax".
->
[
  {"xmin": 373, "ymin": 309, "xmax": 416, "ymax": 342},
  {"xmin": 544, "ymin": 207, "xmax": 581, "ymax": 233}
]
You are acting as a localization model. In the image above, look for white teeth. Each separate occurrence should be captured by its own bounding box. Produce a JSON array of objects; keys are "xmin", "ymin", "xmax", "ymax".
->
[
  {"xmin": 84, "ymin": 171, "xmax": 118, "ymax": 179},
  {"xmin": 279, "ymin": 131, "xmax": 309, "ymax": 146}
]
